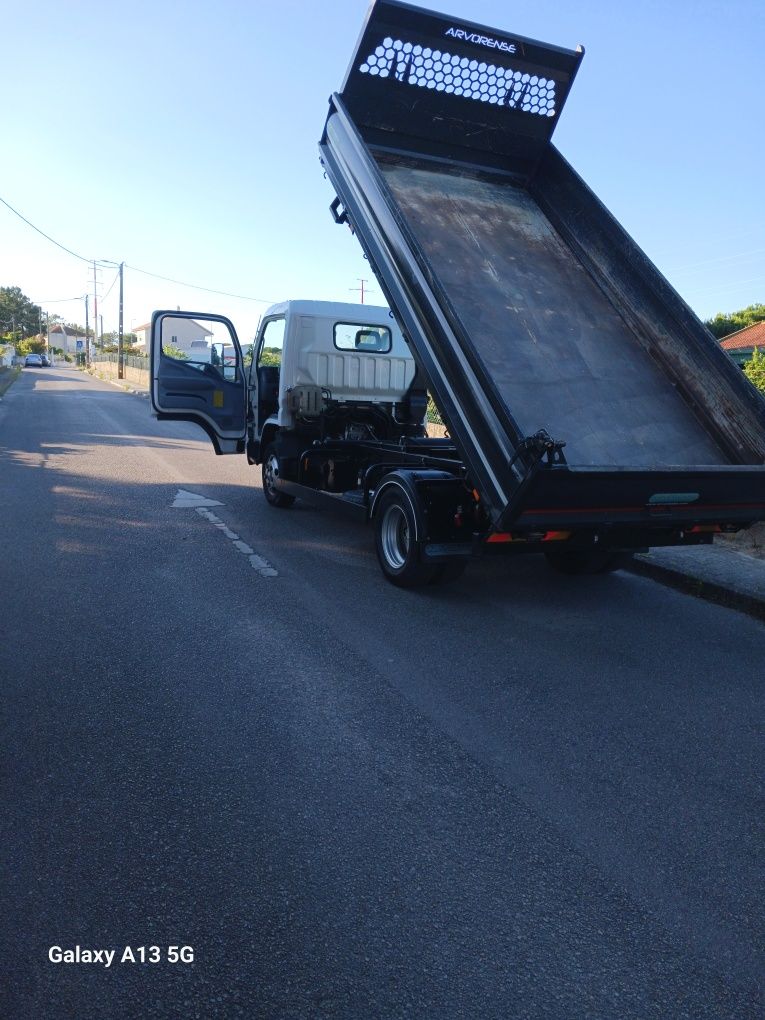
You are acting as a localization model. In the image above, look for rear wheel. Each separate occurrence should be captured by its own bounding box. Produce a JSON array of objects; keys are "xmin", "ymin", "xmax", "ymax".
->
[
  {"xmin": 544, "ymin": 548, "xmax": 633, "ymax": 575},
  {"xmin": 262, "ymin": 445, "xmax": 295, "ymax": 508},
  {"xmin": 375, "ymin": 489, "xmax": 435, "ymax": 587}
]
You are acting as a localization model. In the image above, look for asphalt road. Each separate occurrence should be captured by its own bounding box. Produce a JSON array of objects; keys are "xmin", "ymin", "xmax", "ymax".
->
[{"xmin": 1, "ymin": 365, "xmax": 762, "ymax": 1019}]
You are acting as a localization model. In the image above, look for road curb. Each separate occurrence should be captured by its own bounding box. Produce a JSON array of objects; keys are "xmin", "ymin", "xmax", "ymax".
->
[
  {"xmin": 85, "ymin": 368, "xmax": 149, "ymax": 398},
  {"xmin": 626, "ymin": 555, "xmax": 765, "ymax": 623}
]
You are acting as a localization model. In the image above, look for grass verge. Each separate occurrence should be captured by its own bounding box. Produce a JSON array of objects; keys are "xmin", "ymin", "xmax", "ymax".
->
[{"xmin": 0, "ymin": 366, "xmax": 21, "ymax": 398}]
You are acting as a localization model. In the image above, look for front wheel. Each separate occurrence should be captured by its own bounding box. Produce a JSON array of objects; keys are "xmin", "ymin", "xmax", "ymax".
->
[
  {"xmin": 374, "ymin": 489, "xmax": 435, "ymax": 587},
  {"xmin": 262, "ymin": 445, "xmax": 295, "ymax": 508}
]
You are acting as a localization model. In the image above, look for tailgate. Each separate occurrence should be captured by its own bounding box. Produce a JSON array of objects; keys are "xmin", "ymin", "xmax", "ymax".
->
[{"xmin": 503, "ymin": 465, "xmax": 765, "ymax": 532}]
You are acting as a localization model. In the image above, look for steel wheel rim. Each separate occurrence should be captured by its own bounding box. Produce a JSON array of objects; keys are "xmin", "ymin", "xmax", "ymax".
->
[
  {"xmin": 381, "ymin": 504, "xmax": 409, "ymax": 569},
  {"xmin": 264, "ymin": 454, "xmax": 279, "ymax": 495}
]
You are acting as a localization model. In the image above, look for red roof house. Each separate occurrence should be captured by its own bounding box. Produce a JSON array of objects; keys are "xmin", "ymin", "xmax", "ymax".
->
[{"xmin": 720, "ymin": 320, "xmax": 765, "ymax": 367}]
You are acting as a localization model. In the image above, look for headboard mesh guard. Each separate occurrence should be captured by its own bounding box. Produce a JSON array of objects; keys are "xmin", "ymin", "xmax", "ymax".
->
[
  {"xmin": 359, "ymin": 38, "xmax": 557, "ymax": 118},
  {"xmin": 340, "ymin": 0, "xmax": 583, "ymax": 174}
]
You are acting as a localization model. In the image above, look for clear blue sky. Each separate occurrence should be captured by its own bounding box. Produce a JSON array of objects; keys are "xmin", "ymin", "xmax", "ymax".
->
[{"xmin": 1, "ymin": 0, "xmax": 763, "ymax": 342}]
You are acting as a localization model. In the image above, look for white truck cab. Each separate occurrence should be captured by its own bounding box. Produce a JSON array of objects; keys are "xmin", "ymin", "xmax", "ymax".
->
[
  {"xmin": 151, "ymin": 300, "xmax": 423, "ymax": 457},
  {"xmin": 248, "ymin": 300, "xmax": 418, "ymax": 446}
]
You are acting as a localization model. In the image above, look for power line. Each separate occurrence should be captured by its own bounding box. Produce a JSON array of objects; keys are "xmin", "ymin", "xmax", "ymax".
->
[
  {"xmin": 1, "ymin": 192, "xmax": 275, "ymax": 304},
  {"xmin": 648, "ymin": 224, "xmax": 765, "ymax": 260},
  {"xmin": 124, "ymin": 263, "xmax": 273, "ymax": 304},
  {"xmin": 688, "ymin": 276, "xmax": 765, "ymax": 300},
  {"xmin": 0, "ymin": 193, "xmax": 92, "ymax": 264},
  {"xmin": 667, "ymin": 247, "xmax": 765, "ymax": 274},
  {"xmin": 100, "ymin": 269, "xmax": 121, "ymax": 305}
]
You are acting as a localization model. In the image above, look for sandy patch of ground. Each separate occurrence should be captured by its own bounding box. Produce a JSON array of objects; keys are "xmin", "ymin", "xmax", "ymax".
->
[{"xmin": 718, "ymin": 522, "xmax": 765, "ymax": 561}]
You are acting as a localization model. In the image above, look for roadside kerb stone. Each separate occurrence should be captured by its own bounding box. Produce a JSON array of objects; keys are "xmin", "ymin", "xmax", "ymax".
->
[{"xmin": 627, "ymin": 544, "xmax": 765, "ymax": 623}]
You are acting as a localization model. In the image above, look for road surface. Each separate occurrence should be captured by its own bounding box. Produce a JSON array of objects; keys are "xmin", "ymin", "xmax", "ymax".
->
[{"xmin": 1, "ymin": 365, "xmax": 762, "ymax": 1018}]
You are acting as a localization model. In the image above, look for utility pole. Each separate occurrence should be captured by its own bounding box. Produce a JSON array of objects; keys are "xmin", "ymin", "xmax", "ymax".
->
[
  {"xmin": 350, "ymin": 278, "xmax": 373, "ymax": 304},
  {"xmin": 84, "ymin": 295, "xmax": 90, "ymax": 365},
  {"xmin": 92, "ymin": 261, "xmax": 101, "ymax": 356},
  {"xmin": 117, "ymin": 262, "xmax": 124, "ymax": 379}
]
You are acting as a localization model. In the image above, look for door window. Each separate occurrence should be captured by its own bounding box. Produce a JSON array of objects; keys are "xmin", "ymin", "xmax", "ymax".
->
[
  {"xmin": 160, "ymin": 316, "xmax": 239, "ymax": 381},
  {"xmin": 258, "ymin": 318, "xmax": 285, "ymax": 368}
]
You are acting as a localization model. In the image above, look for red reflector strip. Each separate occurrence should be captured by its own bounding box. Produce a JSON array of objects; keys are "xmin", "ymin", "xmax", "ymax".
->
[
  {"xmin": 520, "ymin": 501, "xmax": 765, "ymax": 517},
  {"xmin": 486, "ymin": 530, "xmax": 573, "ymax": 544}
]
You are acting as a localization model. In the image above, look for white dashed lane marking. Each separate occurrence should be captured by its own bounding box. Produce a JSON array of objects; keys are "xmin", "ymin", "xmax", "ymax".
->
[
  {"xmin": 172, "ymin": 489, "xmax": 223, "ymax": 508},
  {"xmin": 169, "ymin": 490, "xmax": 278, "ymax": 578},
  {"xmin": 194, "ymin": 507, "xmax": 279, "ymax": 577}
]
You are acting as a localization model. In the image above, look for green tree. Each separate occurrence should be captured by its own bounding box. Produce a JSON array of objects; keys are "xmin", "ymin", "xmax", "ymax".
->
[
  {"xmin": 100, "ymin": 330, "xmax": 138, "ymax": 346},
  {"xmin": 743, "ymin": 348, "xmax": 765, "ymax": 392},
  {"xmin": 162, "ymin": 345, "xmax": 188, "ymax": 360},
  {"xmin": 705, "ymin": 303, "xmax": 765, "ymax": 340},
  {"xmin": 258, "ymin": 346, "xmax": 282, "ymax": 367},
  {"xmin": 0, "ymin": 286, "xmax": 43, "ymax": 339},
  {"xmin": 16, "ymin": 337, "xmax": 46, "ymax": 356}
]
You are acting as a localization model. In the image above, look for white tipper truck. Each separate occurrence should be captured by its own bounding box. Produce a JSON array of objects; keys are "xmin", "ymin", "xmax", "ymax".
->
[{"xmin": 150, "ymin": 0, "xmax": 765, "ymax": 586}]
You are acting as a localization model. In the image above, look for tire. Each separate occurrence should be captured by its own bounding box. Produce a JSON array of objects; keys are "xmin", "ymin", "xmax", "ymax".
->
[
  {"xmin": 544, "ymin": 548, "xmax": 633, "ymax": 575},
  {"xmin": 374, "ymin": 488, "xmax": 435, "ymax": 587},
  {"xmin": 262, "ymin": 445, "xmax": 295, "ymax": 508}
]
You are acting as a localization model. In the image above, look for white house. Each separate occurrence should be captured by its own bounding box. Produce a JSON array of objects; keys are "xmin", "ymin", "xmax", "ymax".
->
[
  {"xmin": 50, "ymin": 324, "xmax": 88, "ymax": 355},
  {"xmin": 133, "ymin": 318, "xmax": 213, "ymax": 355}
]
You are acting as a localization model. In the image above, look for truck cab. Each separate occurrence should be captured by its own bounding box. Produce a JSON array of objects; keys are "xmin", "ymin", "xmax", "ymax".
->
[{"xmin": 151, "ymin": 300, "xmax": 423, "ymax": 457}]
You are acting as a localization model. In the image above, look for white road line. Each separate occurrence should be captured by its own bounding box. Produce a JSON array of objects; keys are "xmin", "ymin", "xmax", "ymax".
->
[
  {"xmin": 181, "ymin": 498, "xmax": 279, "ymax": 578},
  {"xmin": 172, "ymin": 488, "xmax": 223, "ymax": 508}
]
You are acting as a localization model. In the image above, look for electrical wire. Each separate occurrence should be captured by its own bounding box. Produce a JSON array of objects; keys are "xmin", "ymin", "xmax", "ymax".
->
[
  {"xmin": 124, "ymin": 263, "xmax": 273, "ymax": 304},
  {"xmin": 99, "ymin": 269, "xmax": 120, "ymax": 305},
  {"xmin": 0, "ymin": 194, "xmax": 92, "ymax": 264},
  {"xmin": 667, "ymin": 247, "xmax": 765, "ymax": 274},
  {"xmin": 0, "ymin": 192, "xmax": 275, "ymax": 303},
  {"xmin": 688, "ymin": 275, "xmax": 765, "ymax": 301}
]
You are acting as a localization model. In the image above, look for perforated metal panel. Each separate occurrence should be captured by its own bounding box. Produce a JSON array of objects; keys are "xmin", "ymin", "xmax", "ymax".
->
[
  {"xmin": 338, "ymin": 2, "xmax": 583, "ymax": 176},
  {"xmin": 360, "ymin": 38, "xmax": 557, "ymax": 118}
]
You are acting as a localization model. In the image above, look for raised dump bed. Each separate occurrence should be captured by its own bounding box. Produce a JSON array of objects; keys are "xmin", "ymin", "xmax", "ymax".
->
[{"xmin": 320, "ymin": 0, "xmax": 765, "ymax": 535}]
